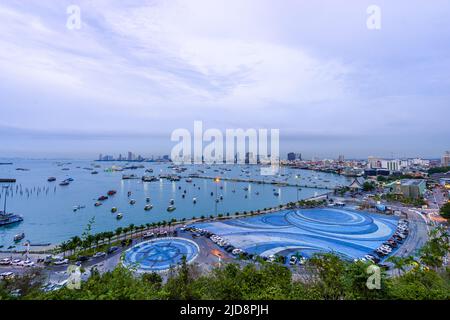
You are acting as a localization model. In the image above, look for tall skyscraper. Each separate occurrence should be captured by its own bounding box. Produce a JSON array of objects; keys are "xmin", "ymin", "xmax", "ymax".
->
[
  {"xmin": 338, "ymin": 155, "xmax": 345, "ymax": 162},
  {"xmin": 442, "ymin": 151, "xmax": 450, "ymax": 167},
  {"xmin": 287, "ymin": 152, "xmax": 296, "ymax": 161}
]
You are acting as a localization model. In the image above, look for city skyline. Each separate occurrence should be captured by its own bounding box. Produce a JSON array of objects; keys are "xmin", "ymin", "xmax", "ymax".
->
[{"xmin": 1, "ymin": 0, "xmax": 450, "ymax": 158}]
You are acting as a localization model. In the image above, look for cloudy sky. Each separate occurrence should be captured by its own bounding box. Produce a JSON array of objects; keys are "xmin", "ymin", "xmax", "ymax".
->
[{"xmin": 0, "ymin": 0, "xmax": 449, "ymax": 159}]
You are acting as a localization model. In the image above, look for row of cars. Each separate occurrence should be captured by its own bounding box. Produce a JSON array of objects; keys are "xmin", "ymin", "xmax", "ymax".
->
[
  {"xmin": 0, "ymin": 257, "xmax": 35, "ymax": 268},
  {"xmin": 356, "ymin": 219, "xmax": 409, "ymax": 264},
  {"xmin": 183, "ymin": 226, "xmax": 308, "ymax": 266}
]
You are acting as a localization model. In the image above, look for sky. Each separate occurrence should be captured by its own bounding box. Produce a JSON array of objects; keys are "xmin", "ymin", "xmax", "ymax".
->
[{"xmin": 0, "ymin": 0, "xmax": 449, "ymax": 159}]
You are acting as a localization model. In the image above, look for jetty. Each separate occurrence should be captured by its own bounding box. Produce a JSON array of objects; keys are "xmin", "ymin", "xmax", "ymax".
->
[{"xmin": 0, "ymin": 179, "xmax": 16, "ymax": 183}]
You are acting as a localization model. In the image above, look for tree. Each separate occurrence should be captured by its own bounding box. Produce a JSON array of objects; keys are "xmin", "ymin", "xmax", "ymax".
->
[
  {"xmin": 418, "ymin": 225, "xmax": 450, "ymax": 270},
  {"xmin": 439, "ymin": 202, "xmax": 450, "ymax": 219},
  {"xmin": 362, "ymin": 181, "xmax": 375, "ymax": 192}
]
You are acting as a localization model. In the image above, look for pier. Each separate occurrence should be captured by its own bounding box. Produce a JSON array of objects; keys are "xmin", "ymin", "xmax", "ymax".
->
[
  {"xmin": 183, "ymin": 175, "xmax": 337, "ymax": 190},
  {"xmin": 0, "ymin": 179, "xmax": 16, "ymax": 183}
]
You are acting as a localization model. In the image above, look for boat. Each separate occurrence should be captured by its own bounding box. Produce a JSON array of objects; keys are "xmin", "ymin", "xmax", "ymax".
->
[
  {"xmin": 98, "ymin": 195, "xmax": 108, "ymax": 201},
  {"xmin": 59, "ymin": 181, "xmax": 70, "ymax": 186},
  {"xmin": 111, "ymin": 207, "xmax": 118, "ymax": 213},
  {"xmin": 91, "ymin": 171, "xmax": 99, "ymax": 175},
  {"xmin": 122, "ymin": 174, "xmax": 139, "ymax": 180},
  {"xmin": 144, "ymin": 205, "xmax": 153, "ymax": 211},
  {"xmin": 0, "ymin": 189, "xmax": 23, "ymax": 227},
  {"xmin": 107, "ymin": 190, "xmax": 117, "ymax": 196},
  {"xmin": 47, "ymin": 177, "xmax": 56, "ymax": 182},
  {"xmin": 274, "ymin": 192, "xmax": 280, "ymax": 196},
  {"xmin": 185, "ymin": 178, "xmax": 193, "ymax": 183},
  {"xmin": 116, "ymin": 213, "xmax": 123, "ymax": 220},
  {"xmin": 14, "ymin": 233, "xmax": 25, "ymax": 242},
  {"xmin": 193, "ymin": 197, "xmax": 197, "ymax": 204},
  {"xmin": 129, "ymin": 199, "xmax": 136, "ymax": 205},
  {"xmin": 169, "ymin": 199, "xmax": 175, "ymax": 205},
  {"xmin": 167, "ymin": 206, "xmax": 176, "ymax": 212},
  {"xmin": 146, "ymin": 197, "xmax": 151, "ymax": 203},
  {"xmin": 142, "ymin": 176, "xmax": 157, "ymax": 182},
  {"xmin": 94, "ymin": 202, "xmax": 102, "ymax": 207},
  {"xmin": 73, "ymin": 205, "xmax": 85, "ymax": 212}
]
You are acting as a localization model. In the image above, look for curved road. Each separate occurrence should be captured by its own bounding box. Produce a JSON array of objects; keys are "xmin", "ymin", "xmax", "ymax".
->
[{"xmin": 392, "ymin": 209, "xmax": 428, "ymax": 258}]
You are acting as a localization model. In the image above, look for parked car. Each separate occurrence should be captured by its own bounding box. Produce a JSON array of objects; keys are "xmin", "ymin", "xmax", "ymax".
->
[
  {"xmin": 93, "ymin": 252, "xmax": 106, "ymax": 259},
  {"xmin": 289, "ymin": 256, "xmax": 298, "ymax": 265},
  {"xmin": 0, "ymin": 258, "xmax": 11, "ymax": 266},
  {"xmin": 0, "ymin": 272, "xmax": 15, "ymax": 280},
  {"xmin": 53, "ymin": 259, "xmax": 69, "ymax": 265},
  {"xmin": 107, "ymin": 246, "xmax": 119, "ymax": 254}
]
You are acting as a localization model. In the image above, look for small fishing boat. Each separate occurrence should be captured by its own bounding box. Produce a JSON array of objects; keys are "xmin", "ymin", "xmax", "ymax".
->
[
  {"xmin": 14, "ymin": 233, "xmax": 25, "ymax": 242},
  {"xmin": 169, "ymin": 199, "xmax": 175, "ymax": 205},
  {"xmin": 129, "ymin": 199, "xmax": 136, "ymax": 205},
  {"xmin": 116, "ymin": 213, "xmax": 123, "ymax": 220},
  {"xmin": 91, "ymin": 171, "xmax": 99, "ymax": 175},
  {"xmin": 111, "ymin": 207, "xmax": 118, "ymax": 213},
  {"xmin": 274, "ymin": 192, "xmax": 280, "ymax": 196},
  {"xmin": 73, "ymin": 205, "xmax": 85, "ymax": 212},
  {"xmin": 144, "ymin": 205, "xmax": 153, "ymax": 211},
  {"xmin": 94, "ymin": 202, "xmax": 102, "ymax": 207},
  {"xmin": 98, "ymin": 195, "xmax": 108, "ymax": 201},
  {"xmin": 107, "ymin": 190, "xmax": 117, "ymax": 196},
  {"xmin": 59, "ymin": 180, "xmax": 70, "ymax": 186},
  {"xmin": 167, "ymin": 205, "xmax": 176, "ymax": 212},
  {"xmin": 193, "ymin": 197, "xmax": 197, "ymax": 204},
  {"xmin": 185, "ymin": 178, "xmax": 193, "ymax": 183},
  {"xmin": 47, "ymin": 177, "xmax": 56, "ymax": 182},
  {"xmin": 146, "ymin": 197, "xmax": 151, "ymax": 203}
]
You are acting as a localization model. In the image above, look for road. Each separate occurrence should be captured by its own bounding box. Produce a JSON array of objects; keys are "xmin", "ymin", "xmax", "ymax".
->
[{"xmin": 391, "ymin": 209, "xmax": 428, "ymax": 258}]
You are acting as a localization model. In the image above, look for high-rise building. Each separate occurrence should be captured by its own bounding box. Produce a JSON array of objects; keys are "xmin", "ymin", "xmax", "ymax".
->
[
  {"xmin": 368, "ymin": 156, "xmax": 381, "ymax": 169},
  {"xmin": 442, "ymin": 151, "xmax": 450, "ymax": 167},
  {"xmin": 338, "ymin": 155, "xmax": 345, "ymax": 162},
  {"xmin": 127, "ymin": 152, "xmax": 135, "ymax": 161},
  {"xmin": 98, "ymin": 154, "xmax": 103, "ymax": 161},
  {"xmin": 287, "ymin": 152, "xmax": 296, "ymax": 161}
]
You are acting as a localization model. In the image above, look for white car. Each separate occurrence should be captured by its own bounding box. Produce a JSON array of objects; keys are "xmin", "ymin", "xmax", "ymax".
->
[
  {"xmin": 0, "ymin": 258, "xmax": 11, "ymax": 265},
  {"xmin": 93, "ymin": 252, "xmax": 106, "ymax": 259},
  {"xmin": 22, "ymin": 261, "xmax": 35, "ymax": 267},
  {"xmin": 268, "ymin": 255, "xmax": 277, "ymax": 262},
  {"xmin": 289, "ymin": 256, "xmax": 298, "ymax": 265},
  {"xmin": 53, "ymin": 259, "xmax": 69, "ymax": 265},
  {"xmin": 232, "ymin": 249, "xmax": 243, "ymax": 255},
  {"xmin": 11, "ymin": 259, "xmax": 22, "ymax": 266},
  {"xmin": 0, "ymin": 272, "xmax": 15, "ymax": 280}
]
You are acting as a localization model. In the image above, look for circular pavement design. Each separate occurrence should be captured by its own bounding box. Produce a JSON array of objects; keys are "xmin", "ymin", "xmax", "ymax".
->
[{"xmin": 122, "ymin": 237, "xmax": 199, "ymax": 272}]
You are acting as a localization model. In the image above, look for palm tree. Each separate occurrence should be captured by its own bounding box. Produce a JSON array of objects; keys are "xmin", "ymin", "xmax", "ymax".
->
[
  {"xmin": 59, "ymin": 241, "xmax": 69, "ymax": 258},
  {"xmin": 105, "ymin": 231, "xmax": 114, "ymax": 245},
  {"xmin": 128, "ymin": 224, "xmax": 135, "ymax": 239},
  {"xmin": 115, "ymin": 227, "xmax": 123, "ymax": 242}
]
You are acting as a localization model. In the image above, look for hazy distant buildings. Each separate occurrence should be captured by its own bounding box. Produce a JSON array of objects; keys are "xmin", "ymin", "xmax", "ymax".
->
[
  {"xmin": 338, "ymin": 155, "xmax": 345, "ymax": 162},
  {"xmin": 287, "ymin": 152, "xmax": 302, "ymax": 161},
  {"xmin": 442, "ymin": 151, "xmax": 450, "ymax": 167}
]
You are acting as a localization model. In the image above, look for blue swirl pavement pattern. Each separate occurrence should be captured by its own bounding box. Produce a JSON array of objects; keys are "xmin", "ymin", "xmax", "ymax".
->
[
  {"xmin": 123, "ymin": 237, "xmax": 199, "ymax": 272},
  {"xmin": 192, "ymin": 208, "xmax": 398, "ymax": 259}
]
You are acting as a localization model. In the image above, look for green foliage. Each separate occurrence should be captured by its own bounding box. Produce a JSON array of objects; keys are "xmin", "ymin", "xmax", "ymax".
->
[
  {"xmin": 362, "ymin": 181, "xmax": 376, "ymax": 192},
  {"xmin": 8, "ymin": 229, "xmax": 450, "ymax": 301},
  {"xmin": 439, "ymin": 202, "xmax": 450, "ymax": 219},
  {"xmin": 428, "ymin": 166, "xmax": 450, "ymax": 175}
]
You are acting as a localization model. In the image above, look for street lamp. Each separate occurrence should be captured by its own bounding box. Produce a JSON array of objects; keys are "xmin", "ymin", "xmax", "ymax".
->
[{"xmin": 214, "ymin": 177, "xmax": 220, "ymax": 217}]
